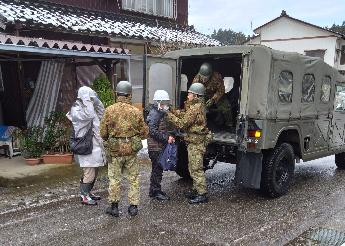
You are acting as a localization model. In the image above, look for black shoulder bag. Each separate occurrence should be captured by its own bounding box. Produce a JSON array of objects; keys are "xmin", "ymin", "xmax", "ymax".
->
[{"xmin": 70, "ymin": 122, "xmax": 93, "ymax": 155}]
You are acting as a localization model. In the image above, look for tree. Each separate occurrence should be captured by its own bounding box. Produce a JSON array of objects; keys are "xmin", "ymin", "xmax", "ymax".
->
[
  {"xmin": 327, "ymin": 21, "xmax": 345, "ymax": 35},
  {"xmin": 211, "ymin": 28, "xmax": 249, "ymax": 45}
]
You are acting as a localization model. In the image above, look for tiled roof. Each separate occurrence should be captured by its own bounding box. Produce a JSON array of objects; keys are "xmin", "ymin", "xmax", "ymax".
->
[{"xmin": 0, "ymin": 0, "xmax": 220, "ymax": 46}]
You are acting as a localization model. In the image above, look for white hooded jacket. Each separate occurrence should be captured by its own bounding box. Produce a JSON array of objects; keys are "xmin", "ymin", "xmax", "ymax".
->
[{"xmin": 66, "ymin": 86, "xmax": 106, "ymax": 167}]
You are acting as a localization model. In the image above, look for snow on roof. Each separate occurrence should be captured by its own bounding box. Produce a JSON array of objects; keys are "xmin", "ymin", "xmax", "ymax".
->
[{"xmin": 0, "ymin": 0, "xmax": 220, "ymax": 46}]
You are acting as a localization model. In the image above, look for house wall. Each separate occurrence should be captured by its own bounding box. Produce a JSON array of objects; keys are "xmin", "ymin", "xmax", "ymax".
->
[
  {"xmin": 42, "ymin": 0, "xmax": 188, "ymax": 26},
  {"xmin": 261, "ymin": 37, "xmax": 337, "ymax": 67},
  {"xmin": 259, "ymin": 17, "xmax": 332, "ymax": 40},
  {"xmin": 252, "ymin": 17, "xmax": 340, "ymax": 67}
]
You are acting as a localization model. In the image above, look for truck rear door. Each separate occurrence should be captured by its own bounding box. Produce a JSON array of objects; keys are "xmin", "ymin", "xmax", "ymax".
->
[{"xmin": 144, "ymin": 56, "xmax": 177, "ymax": 107}]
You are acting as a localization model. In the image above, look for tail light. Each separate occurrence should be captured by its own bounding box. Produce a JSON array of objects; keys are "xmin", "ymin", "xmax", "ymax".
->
[{"xmin": 247, "ymin": 130, "xmax": 261, "ymax": 138}]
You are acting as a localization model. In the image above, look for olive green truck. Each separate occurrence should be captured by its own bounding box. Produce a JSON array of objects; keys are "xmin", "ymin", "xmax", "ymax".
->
[{"xmin": 144, "ymin": 45, "xmax": 345, "ymax": 197}]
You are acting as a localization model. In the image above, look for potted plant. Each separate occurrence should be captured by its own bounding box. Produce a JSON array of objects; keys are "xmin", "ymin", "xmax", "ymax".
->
[
  {"xmin": 42, "ymin": 111, "xmax": 73, "ymax": 164},
  {"xmin": 15, "ymin": 127, "xmax": 44, "ymax": 165}
]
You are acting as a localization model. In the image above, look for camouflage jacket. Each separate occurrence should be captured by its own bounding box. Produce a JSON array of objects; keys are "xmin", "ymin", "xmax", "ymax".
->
[
  {"xmin": 100, "ymin": 96, "xmax": 148, "ymax": 156},
  {"xmin": 167, "ymin": 98, "xmax": 209, "ymax": 143},
  {"xmin": 192, "ymin": 71, "xmax": 225, "ymax": 103}
]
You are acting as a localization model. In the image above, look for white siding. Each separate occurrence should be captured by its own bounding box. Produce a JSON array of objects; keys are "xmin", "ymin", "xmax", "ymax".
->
[
  {"xmin": 261, "ymin": 37, "xmax": 337, "ymax": 66},
  {"xmin": 259, "ymin": 17, "xmax": 332, "ymax": 40},
  {"xmin": 251, "ymin": 16, "xmax": 343, "ymax": 68}
]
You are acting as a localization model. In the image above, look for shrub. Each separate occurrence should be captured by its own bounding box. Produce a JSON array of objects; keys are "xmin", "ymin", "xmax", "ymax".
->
[{"xmin": 91, "ymin": 74, "xmax": 114, "ymax": 108}]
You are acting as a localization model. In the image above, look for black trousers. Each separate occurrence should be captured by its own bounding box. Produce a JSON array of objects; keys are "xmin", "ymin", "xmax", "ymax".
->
[{"xmin": 148, "ymin": 151, "xmax": 163, "ymax": 195}]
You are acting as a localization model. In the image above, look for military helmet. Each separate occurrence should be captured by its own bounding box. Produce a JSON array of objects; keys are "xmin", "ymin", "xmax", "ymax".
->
[
  {"xmin": 188, "ymin": 83, "xmax": 206, "ymax": 96},
  {"xmin": 199, "ymin": 62, "xmax": 212, "ymax": 77},
  {"xmin": 153, "ymin": 90, "xmax": 170, "ymax": 102},
  {"xmin": 116, "ymin": 81, "xmax": 132, "ymax": 95}
]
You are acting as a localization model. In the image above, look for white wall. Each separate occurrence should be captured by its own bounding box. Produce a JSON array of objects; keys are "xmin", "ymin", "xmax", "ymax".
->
[
  {"xmin": 261, "ymin": 37, "xmax": 337, "ymax": 66},
  {"xmin": 252, "ymin": 16, "xmax": 340, "ymax": 67},
  {"xmin": 259, "ymin": 17, "xmax": 330, "ymax": 40}
]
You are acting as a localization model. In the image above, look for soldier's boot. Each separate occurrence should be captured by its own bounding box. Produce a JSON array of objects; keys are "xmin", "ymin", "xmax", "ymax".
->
[
  {"xmin": 80, "ymin": 182, "xmax": 97, "ymax": 206},
  {"xmin": 89, "ymin": 179, "xmax": 101, "ymax": 201},
  {"xmin": 152, "ymin": 191, "xmax": 170, "ymax": 201},
  {"xmin": 184, "ymin": 189, "xmax": 198, "ymax": 199},
  {"xmin": 189, "ymin": 194, "xmax": 208, "ymax": 205},
  {"xmin": 106, "ymin": 202, "xmax": 119, "ymax": 217},
  {"xmin": 128, "ymin": 205, "xmax": 138, "ymax": 217}
]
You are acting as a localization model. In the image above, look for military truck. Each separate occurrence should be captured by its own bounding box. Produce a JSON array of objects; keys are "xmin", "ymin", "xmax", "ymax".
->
[{"xmin": 144, "ymin": 45, "xmax": 345, "ymax": 198}]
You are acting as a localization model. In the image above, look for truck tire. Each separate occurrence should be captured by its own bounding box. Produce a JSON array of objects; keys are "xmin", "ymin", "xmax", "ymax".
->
[
  {"xmin": 260, "ymin": 143, "xmax": 295, "ymax": 198},
  {"xmin": 175, "ymin": 141, "xmax": 191, "ymax": 179},
  {"xmin": 335, "ymin": 153, "xmax": 345, "ymax": 169}
]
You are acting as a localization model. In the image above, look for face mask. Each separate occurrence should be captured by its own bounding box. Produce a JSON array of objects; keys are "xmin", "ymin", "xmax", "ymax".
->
[{"xmin": 158, "ymin": 102, "xmax": 169, "ymax": 111}]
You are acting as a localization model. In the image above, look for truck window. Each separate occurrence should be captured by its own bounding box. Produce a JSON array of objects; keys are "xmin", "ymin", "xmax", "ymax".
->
[
  {"xmin": 278, "ymin": 71, "xmax": 293, "ymax": 103},
  {"xmin": 301, "ymin": 74, "xmax": 315, "ymax": 103},
  {"xmin": 335, "ymin": 85, "xmax": 345, "ymax": 111},
  {"xmin": 321, "ymin": 76, "xmax": 331, "ymax": 102},
  {"xmin": 148, "ymin": 63, "xmax": 173, "ymax": 104}
]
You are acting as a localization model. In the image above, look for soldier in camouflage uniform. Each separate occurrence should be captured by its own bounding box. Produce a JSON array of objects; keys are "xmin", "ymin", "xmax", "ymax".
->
[
  {"xmin": 193, "ymin": 62, "xmax": 232, "ymax": 127},
  {"xmin": 100, "ymin": 81, "xmax": 148, "ymax": 217},
  {"xmin": 167, "ymin": 83, "xmax": 210, "ymax": 204}
]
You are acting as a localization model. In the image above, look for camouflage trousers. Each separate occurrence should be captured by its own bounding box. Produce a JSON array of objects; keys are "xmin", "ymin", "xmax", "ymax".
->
[
  {"xmin": 187, "ymin": 143, "xmax": 207, "ymax": 194},
  {"xmin": 108, "ymin": 155, "xmax": 140, "ymax": 205}
]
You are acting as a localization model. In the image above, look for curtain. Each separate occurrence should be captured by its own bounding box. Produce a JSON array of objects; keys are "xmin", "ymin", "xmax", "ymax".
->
[{"xmin": 26, "ymin": 61, "xmax": 64, "ymax": 126}]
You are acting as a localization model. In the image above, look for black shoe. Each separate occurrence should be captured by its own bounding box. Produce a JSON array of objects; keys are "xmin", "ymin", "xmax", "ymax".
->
[
  {"xmin": 189, "ymin": 194, "xmax": 208, "ymax": 204},
  {"xmin": 89, "ymin": 193, "xmax": 101, "ymax": 201},
  {"xmin": 106, "ymin": 202, "xmax": 119, "ymax": 217},
  {"xmin": 152, "ymin": 191, "xmax": 170, "ymax": 201},
  {"xmin": 128, "ymin": 205, "xmax": 138, "ymax": 217},
  {"xmin": 184, "ymin": 190, "xmax": 198, "ymax": 199}
]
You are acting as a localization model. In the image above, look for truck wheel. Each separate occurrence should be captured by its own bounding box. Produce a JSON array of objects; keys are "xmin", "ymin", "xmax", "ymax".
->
[
  {"xmin": 260, "ymin": 143, "xmax": 295, "ymax": 198},
  {"xmin": 175, "ymin": 141, "xmax": 191, "ymax": 179},
  {"xmin": 335, "ymin": 153, "xmax": 345, "ymax": 169}
]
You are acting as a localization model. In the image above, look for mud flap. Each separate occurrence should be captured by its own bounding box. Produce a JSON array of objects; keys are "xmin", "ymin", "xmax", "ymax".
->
[{"xmin": 235, "ymin": 152, "xmax": 263, "ymax": 189}]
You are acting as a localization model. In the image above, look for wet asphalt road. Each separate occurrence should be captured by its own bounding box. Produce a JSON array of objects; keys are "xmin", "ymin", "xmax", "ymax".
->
[{"xmin": 2, "ymin": 156, "xmax": 345, "ymax": 246}]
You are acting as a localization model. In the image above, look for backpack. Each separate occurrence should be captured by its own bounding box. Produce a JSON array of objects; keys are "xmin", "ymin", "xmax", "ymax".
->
[{"xmin": 159, "ymin": 143, "xmax": 178, "ymax": 171}]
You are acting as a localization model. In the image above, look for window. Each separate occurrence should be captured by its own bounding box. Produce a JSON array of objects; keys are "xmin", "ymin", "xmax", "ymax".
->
[
  {"xmin": 122, "ymin": 0, "xmax": 175, "ymax": 18},
  {"xmin": 224, "ymin": 77, "xmax": 234, "ymax": 93},
  {"xmin": 335, "ymin": 85, "xmax": 345, "ymax": 111},
  {"xmin": 305, "ymin": 50, "xmax": 325, "ymax": 61},
  {"xmin": 148, "ymin": 63, "xmax": 173, "ymax": 104},
  {"xmin": 278, "ymin": 71, "xmax": 293, "ymax": 103},
  {"xmin": 341, "ymin": 46, "xmax": 345, "ymax": 65},
  {"xmin": 321, "ymin": 76, "xmax": 331, "ymax": 102},
  {"xmin": 301, "ymin": 74, "xmax": 315, "ymax": 103}
]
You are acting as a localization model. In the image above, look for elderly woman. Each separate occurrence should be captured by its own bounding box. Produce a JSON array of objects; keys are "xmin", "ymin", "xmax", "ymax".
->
[{"xmin": 67, "ymin": 86, "xmax": 106, "ymax": 205}]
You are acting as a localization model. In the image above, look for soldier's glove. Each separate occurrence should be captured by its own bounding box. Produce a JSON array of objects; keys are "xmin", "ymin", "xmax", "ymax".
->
[{"xmin": 206, "ymin": 99, "xmax": 214, "ymax": 108}]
